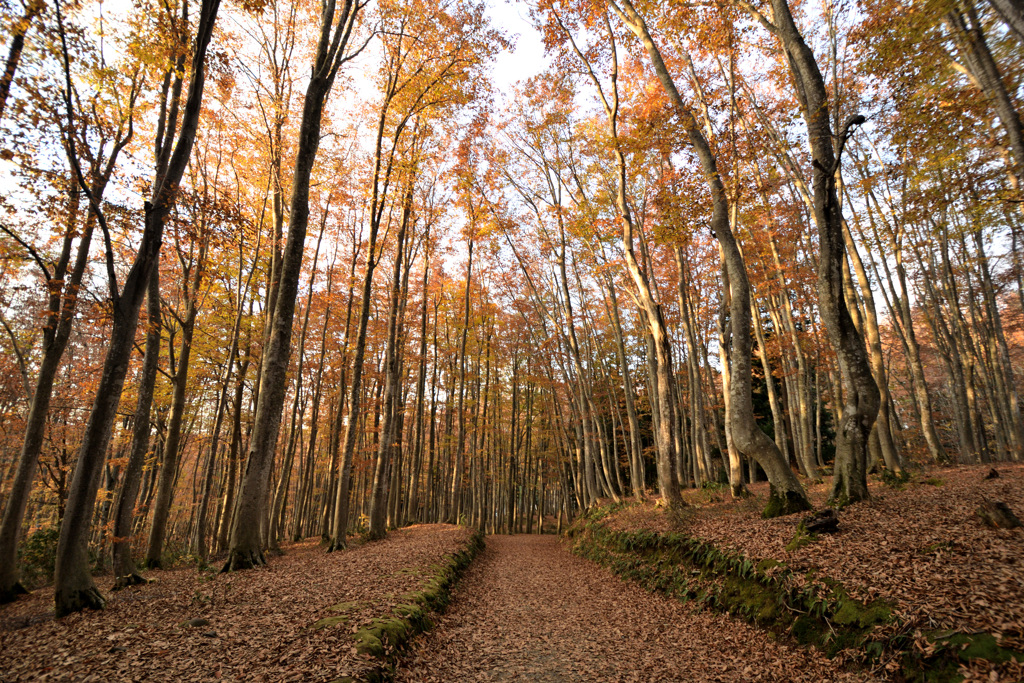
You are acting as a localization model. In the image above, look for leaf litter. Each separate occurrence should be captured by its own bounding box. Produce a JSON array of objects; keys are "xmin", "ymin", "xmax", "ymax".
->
[
  {"xmin": 602, "ymin": 463, "xmax": 1024, "ymax": 681},
  {"xmin": 396, "ymin": 534, "xmax": 870, "ymax": 682},
  {"xmin": 0, "ymin": 524, "xmax": 472, "ymax": 681}
]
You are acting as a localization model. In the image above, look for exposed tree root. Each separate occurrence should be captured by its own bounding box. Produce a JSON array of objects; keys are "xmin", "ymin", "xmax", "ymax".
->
[
  {"xmin": 112, "ymin": 571, "xmax": 150, "ymax": 591},
  {"xmin": 55, "ymin": 585, "xmax": 106, "ymax": 618},
  {"xmin": 762, "ymin": 485, "xmax": 812, "ymax": 519},
  {"xmin": 221, "ymin": 548, "xmax": 266, "ymax": 572},
  {"xmin": 0, "ymin": 579, "xmax": 28, "ymax": 604}
]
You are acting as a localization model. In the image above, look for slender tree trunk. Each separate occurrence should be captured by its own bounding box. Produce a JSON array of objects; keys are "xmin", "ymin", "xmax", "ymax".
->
[
  {"xmin": 0, "ymin": 0, "xmax": 42, "ymax": 123},
  {"xmin": 225, "ymin": 0, "xmax": 360, "ymax": 570},
  {"xmin": 110, "ymin": 262, "xmax": 161, "ymax": 589},
  {"xmin": 368, "ymin": 184, "xmax": 413, "ymax": 540},
  {"xmin": 53, "ymin": 0, "xmax": 220, "ymax": 615}
]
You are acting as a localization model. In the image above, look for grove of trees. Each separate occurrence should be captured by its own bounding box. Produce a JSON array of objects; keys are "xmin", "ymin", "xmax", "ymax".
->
[{"xmin": 0, "ymin": 0, "xmax": 1021, "ymax": 617}]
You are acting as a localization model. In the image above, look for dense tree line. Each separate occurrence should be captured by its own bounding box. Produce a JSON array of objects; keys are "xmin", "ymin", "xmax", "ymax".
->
[{"xmin": 0, "ymin": 0, "xmax": 1020, "ymax": 616}]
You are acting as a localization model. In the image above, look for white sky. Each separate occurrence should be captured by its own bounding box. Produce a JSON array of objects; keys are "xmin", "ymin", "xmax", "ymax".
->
[{"xmin": 488, "ymin": 0, "xmax": 549, "ymax": 96}]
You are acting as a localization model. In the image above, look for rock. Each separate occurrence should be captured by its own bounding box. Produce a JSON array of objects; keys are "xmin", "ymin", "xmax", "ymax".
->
[
  {"xmin": 984, "ymin": 468, "xmax": 1000, "ymax": 480},
  {"xmin": 107, "ymin": 646, "xmax": 127, "ymax": 654},
  {"xmin": 801, "ymin": 508, "xmax": 839, "ymax": 534},
  {"xmin": 186, "ymin": 617, "xmax": 210, "ymax": 628},
  {"xmin": 976, "ymin": 499, "xmax": 1022, "ymax": 529},
  {"xmin": 202, "ymin": 631, "xmax": 217, "ymax": 638}
]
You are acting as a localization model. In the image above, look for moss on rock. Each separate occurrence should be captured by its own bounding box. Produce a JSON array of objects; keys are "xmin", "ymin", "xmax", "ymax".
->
[
  {"xmin": 346, "ymin": 529, "xmax": 484, "ymax": 681},
  {"xmin": 565, "ymin": 504, "xmax": 1021, "ymax": 681}
]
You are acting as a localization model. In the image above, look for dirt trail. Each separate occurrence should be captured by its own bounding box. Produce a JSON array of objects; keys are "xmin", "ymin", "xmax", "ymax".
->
[{"xmin": 397, "ymin": 535, "xmax": 873, "ymax": 682}]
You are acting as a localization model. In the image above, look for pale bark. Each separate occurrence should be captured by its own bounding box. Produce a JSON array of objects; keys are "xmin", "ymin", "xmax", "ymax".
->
[
  {"xmin": 762, "ymin": 0, "xmax": 880, "ymax": 504},
  {"xmin": 608, "ymin": 0, "xmax": 807, "ymax": 512}
]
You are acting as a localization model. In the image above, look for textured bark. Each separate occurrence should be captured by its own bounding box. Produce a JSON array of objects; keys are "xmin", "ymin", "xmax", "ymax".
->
[
  {"xmin": 842, "ymin": 219, "xmax": 903, "ymax": 474},
  {"xmin": 609, "ymin": 0, "xmax": 807, "ymax": 512},
  {"xmin": 557, "ymin": 9, "xmax": 680, "ymax": 505},
  {"xmin": 990, "ymin": 0, "xmax": 1024, "ymax": 42},
  {"xmin": 765, "ymin": 0, "xmax": 880, "ymax": 504},
  {"xmin": 53, "ymin": 0, "xmax": 220, "ymax": 616},
  {"xmin": 946, "ymin": 3, "xmax": 1024, "ymax": 173}
]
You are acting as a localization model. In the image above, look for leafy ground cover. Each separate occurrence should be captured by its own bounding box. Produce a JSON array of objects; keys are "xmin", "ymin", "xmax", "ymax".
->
[
  {"xmin": 598, "ymin": 463, "xmax": 1024, "ymax": 681},
  {"xmin": 397, "ymin": 534, "xmax": 869, "ymax": 682},
  {"xmin": 0, "ymin": 524, "xmax": 475, "ymax": 681}
]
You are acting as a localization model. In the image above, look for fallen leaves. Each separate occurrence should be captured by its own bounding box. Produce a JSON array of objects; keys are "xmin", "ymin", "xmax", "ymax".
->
[
  {"xmin": 0, "ymin": 524, "xmax": 473, "ymax": 682},
  {"xmin": 396, "ymin": 535, "xmax": 869, "ymax": 682},
  {"xmin": 604, "ymin": 464, "xmax": 1024, "ymax": 681}
]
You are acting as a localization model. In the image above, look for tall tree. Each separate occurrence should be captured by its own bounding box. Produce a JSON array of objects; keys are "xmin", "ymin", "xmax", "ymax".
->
[
  {"xmin": 52, "ymin": 0, "xmax": 221, "ymax": 615},
  {"xmin": 223, "ymin": 0, "xmax": 365, "ymax": 570}
]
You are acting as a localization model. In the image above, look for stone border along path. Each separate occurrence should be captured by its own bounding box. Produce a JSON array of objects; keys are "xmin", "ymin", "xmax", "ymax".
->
[{"xmin": 395, "ymin": 535, "xmax": 873, "ymax": 682}]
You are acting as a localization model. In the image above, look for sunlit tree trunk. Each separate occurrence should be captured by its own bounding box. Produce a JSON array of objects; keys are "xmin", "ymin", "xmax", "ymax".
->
[{"xmin": 763, "ymin": 0, "xmax": 879, "ymax": 504}]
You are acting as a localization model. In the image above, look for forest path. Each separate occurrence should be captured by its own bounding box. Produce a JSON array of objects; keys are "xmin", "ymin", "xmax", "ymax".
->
[{"xmin": 395, "ymin": 535, "xmax": 872, "ymax": 682}]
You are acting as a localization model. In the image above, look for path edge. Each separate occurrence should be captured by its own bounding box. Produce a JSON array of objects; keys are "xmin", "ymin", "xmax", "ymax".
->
[
  {"xmin": 566, "ymin": 503, "xmax": 1023, "ymax": 682},
  {"xmin": 333, "ymin": 528, "xmax": 485, "ymax": 683}
]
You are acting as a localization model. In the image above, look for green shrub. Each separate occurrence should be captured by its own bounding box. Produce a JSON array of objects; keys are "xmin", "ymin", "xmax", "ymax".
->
[
  {"xmin": 18, "ymin": 525, "xmax": 60, "ymax": 589},
  {"xmin": 879, "ymin": 468, "xmax": 911, "ymax": 490}
]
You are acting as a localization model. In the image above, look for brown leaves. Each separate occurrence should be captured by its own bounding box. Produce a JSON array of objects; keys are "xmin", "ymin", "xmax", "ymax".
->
[
  {"xmin": 0, "ymin": 524, "xmax": 473, "ymax": 681},
  {"xmin": 396, "ymin": 535, "xmax": 865, "ymax": 682},
  {"xmin": 604, "ymin": 464, "xmax": 1024, "ymax": 679}
]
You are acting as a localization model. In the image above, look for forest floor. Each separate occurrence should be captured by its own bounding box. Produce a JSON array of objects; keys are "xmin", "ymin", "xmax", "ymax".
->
[
  {"xmin": 1, "ymin": 464, "xmax": 1020, "ymax": 682},
  {"xmin": 601, "ymin": 462, "xmax": 1024, "ymax": 681},
  {"xmin": 395, "ymin": 534, "xmax": 870, "ymax": 682},
  {"xmin": 0, "ymin": 524, "xmax": 474, "ymax": 681}
]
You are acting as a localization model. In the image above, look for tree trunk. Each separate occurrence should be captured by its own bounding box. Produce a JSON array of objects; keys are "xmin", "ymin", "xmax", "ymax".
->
[
  {"xmin": 53, "ymin": 0, "xmax": 220, "ymax": 615},
  {"xmin": 766, "ymin": 0, "xmax": 879, "ymax": 504},
  {"xmin": 225, "ymin": 0, "xmax": 360, "ymax": 570},
  {"xmin": 110, "ymin": 262, "xmax": 161, "ymax": 589}
]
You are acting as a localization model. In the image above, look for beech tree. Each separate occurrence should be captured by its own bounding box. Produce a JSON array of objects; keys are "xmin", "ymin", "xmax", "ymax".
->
[
  {"xmin": 1, "ymin": 0, "xmax": 1023, "ymax": 606},
  {"xmin": 52, "ymin": 0, "xmax": 222, "ymax": 615},
  {"xmin": 223, "ymin": 0, "xmax": 365, "ymax": 571}
]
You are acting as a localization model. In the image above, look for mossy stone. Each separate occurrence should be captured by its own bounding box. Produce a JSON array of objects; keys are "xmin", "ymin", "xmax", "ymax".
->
[
  {"xmin": 833, "ymin": 598, "xmax": 891, "ymax": 629},
  {"xmin": 310, "ymin": 615, "xmax": 350, "ymax": 630},
  {"xmin": 762, "ymin": 486, "xmax": 812, "ymax": 519},
  {"xmin": 353, "ymin": 629, "xmax": 384, "ymax": 657}
]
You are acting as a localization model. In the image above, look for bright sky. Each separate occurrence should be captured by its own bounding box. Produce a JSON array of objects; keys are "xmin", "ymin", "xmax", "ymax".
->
[{"xmin": 488, "ymin": 0, "xmax": 549, "ymax": 96}]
